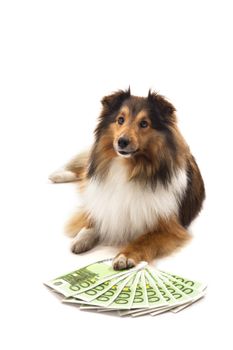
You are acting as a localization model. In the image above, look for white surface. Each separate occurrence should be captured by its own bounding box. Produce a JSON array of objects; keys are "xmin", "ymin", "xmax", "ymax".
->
[{"xmin": 0, "ymin": 1, "xmax": 232, "ymax": 349}]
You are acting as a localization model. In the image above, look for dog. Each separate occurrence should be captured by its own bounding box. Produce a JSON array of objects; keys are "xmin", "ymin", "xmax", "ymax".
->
[{"xmin": 49, "ymin": 88, "xmax": 205, "ymax": 270}]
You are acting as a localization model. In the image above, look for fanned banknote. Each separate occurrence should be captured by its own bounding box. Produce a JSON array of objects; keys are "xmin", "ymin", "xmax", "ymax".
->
[
  {"xmin": 44, "ymin": 259, "xmax": 147, "ymax": 297},
  {"xmin": 45, "ymin": 259, "xmax": 206, "ymax": 317}
]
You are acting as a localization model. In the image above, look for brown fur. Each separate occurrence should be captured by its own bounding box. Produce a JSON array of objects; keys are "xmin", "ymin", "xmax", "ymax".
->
[
  {"xmin": 113, "ymin": 217, "xmax": 190, "ymax": 269},
  {"xmin": 65, "ymin": 210, "xmax": 93, "ymax": 237}
]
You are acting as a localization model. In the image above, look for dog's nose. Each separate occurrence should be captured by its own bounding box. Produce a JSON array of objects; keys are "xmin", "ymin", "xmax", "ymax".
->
[{"xmin": 118, "ymin": 137, "xmax": 130, "ymax": 149}]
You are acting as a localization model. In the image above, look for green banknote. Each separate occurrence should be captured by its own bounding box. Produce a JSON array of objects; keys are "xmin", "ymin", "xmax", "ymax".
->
[
  {"xmin": 147, "ymin": 268, "xmax": 198, "ymax": 305},
  {"xmin": 45, "ymin": 259, "xmax": 206, "ymax": 317},
  {"xmin": 129, "ymin": 269, "xmax": 204, "ymax": 318},
  {"xmin": 145, "ymin": 270, "xmax": 178, "ymax": 305},
  {"xmin": 146, "ymin": 268, "xmax": 200, "ymax": 307},
  {"xmin": 145, "ymin": 273, "xmax": 168, "ymax": 308},
  {"xmin": 108, "ymin": 272, "xmax": 141, "ymax": 309},
  {"xmin": 131, "ymin": 293, "xmax": 205, "ymax": 318},
  {"xmin": 81, "ymin": 274, "xmax": 133, "ymax": 308},
  {"xmin": 130, "ymin": 271, "xmax": 149, "ymax": 309},
  {"xmin": 45, "ymin": 259, "xmax": 146, "ymax": 297},
  {"xmin": 156, "ymin": 271, "xmax": 205, "ymax": 300},
  {"xmin": 119, "ymin": 272, "xmax": 167, "ymax": 317},
  {"xmin": 158, "ymin": 270, "xmax": 207, "ymax": 291},
  {"xmin": 120, "ymin": 269, "xmax": 191, "ymax": 318},
  {"xmin": 73, "ymin": 273, "xmax": 133, "ymax": 302},
  {"xmin": 157, "ymin": 278, "xmax": 196, "ymax": 303}
]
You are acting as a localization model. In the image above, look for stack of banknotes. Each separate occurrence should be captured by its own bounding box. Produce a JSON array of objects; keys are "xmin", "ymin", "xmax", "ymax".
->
[{"xmin": 45, "ymin": 259, "xmax": 206, "ymax": 317}]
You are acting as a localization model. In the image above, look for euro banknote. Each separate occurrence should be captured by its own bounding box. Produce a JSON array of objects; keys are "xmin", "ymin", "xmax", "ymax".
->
[
  {"xmin": 45, "ymin": 259, "xmax": 147, "ymax": 297},
  {"xmin": 45, "ymin": 258, "xmax": 206, "ymax": 317}
]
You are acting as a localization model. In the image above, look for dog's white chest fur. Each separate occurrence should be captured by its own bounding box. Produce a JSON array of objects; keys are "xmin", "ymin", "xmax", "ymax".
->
[{"xmin": 83, "ymin": 159, "xmax": 187, "ymax": 245}]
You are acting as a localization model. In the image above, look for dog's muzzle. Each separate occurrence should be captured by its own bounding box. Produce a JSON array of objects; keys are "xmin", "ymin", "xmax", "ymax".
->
[{"xmin": 114, "ymin": 137, "xmax": 138, "ymax": 158}]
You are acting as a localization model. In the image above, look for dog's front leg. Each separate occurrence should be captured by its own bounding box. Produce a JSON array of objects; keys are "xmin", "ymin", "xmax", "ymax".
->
[
  {"xmin": 113, "ymin": 218, "xmax": 190, "ymax": 270},
  {"xmin": 65, "ymin": 210, "xmax": 99, "ymax": 254},
  {"xmin": 71, "ymin": 227, "xmax": 99, "ymax": 254}
]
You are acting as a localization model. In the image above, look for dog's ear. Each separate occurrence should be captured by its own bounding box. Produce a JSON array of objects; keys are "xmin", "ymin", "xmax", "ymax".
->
[
  {"xmin": 101, "ymin": 88, "xmax": 131, "ymax": 112},
  {"xmin": 94, "ymin": 88, "xmax": 131, "ymax": 140},
  {"xmin": 147, "ymin": 90, "xmax": 176, "ymax": 127}
]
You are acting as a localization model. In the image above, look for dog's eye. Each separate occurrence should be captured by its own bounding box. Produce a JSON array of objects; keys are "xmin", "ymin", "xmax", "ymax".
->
[
  {"xmin": 118, "ymin": 116, "xmax": 125, "ymax": 125},
  {"xmin": 140, "ymin": 120, "xmax": 148, "ymax": 128}
]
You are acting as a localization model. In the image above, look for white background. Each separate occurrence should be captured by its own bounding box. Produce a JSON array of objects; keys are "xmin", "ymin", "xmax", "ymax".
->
[{"xmin": 0, "ymin": 1, "xmax": 232, "ymax": 349}]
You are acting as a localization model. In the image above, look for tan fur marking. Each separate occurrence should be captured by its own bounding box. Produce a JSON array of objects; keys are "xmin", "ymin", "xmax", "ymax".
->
[
  {"xmin": 118, "ymin": 106, "xmax": 130, "ymax": 117},
  {"xmin": 65, "ymin": 210, "xmax": 92, "ymax": 237},
  {"xmin": 113, "ymin": 217, "xmax": 190, "ymax": 267}
]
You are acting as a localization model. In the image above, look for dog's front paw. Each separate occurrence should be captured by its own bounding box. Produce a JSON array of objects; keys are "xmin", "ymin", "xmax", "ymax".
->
[
  {"xmin": 71, "ymin": 239, "xmax": 91, "ymax": 254},
  {"xmin": 71, "ymin": 228, "xmax": 98, "ymax": 254},
  {"xmin": 112, "ymin": 253, "xmax": 138, "ymax": 270}
]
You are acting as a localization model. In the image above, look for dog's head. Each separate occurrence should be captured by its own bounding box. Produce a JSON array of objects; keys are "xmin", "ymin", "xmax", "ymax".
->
[
  {"xmin": 95, "ymin": 88, "xmax": 177, "ymax": 157},
  {"xmin": 89, "ymin": 89, "xmax": 185, "ymax": 184}
]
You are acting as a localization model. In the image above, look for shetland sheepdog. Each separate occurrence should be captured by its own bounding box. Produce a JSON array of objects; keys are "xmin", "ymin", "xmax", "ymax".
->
[{"xmin": 49, "ymin": 89, "xmax": 205, "ymax": 270}]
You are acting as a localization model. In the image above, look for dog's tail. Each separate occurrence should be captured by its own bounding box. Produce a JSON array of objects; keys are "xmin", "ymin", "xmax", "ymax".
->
[{"xmin": 49, "ymin": 149, "xmax": 90, "ymax": 183}]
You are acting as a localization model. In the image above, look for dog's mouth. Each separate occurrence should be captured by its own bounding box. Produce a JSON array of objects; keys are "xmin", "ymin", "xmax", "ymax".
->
[
  {"xmin": 117, "ymin": 150, "xmax": 138, "ymax": 158},
  {"xmin": 114, "ymin": 141, "xmax": 139, "ymax": 158}
]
